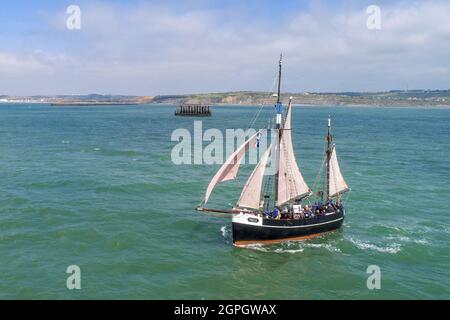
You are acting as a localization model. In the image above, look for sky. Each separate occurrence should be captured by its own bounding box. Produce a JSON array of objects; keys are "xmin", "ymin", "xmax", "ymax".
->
[{"xmin": 0, "ymin": 0, "xmax": 449, "ymax": 95}]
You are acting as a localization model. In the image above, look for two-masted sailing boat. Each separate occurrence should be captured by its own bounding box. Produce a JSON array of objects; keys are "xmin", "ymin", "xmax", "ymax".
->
[{"xmin": 196, "ymin": 56, "xmax": 350, "ymax": 246}]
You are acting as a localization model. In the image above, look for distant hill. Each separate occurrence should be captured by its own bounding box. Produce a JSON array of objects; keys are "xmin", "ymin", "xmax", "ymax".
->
[
  {"xmin": 0, "ymin": 94, "xmax": 153, "ymax": 105},
  {"xmin": 1, "ymin": 90, "xmax": 449, "ymax": 106},
  {"xmin": 151, "ymin": 90, "xmax": 450, "ymax": 106}
]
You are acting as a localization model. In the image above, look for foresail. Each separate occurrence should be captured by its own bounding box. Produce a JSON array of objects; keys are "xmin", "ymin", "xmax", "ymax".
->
[
  {"xmin": 276, "ymin": 104, "xmax": 311, "ymax": 206},
  {"xmin": 328, "ymin": 145, "xmax": 349, "ymax": 197},
  {"xmin": 204, "ymin": 130, "xmax": 263, "ymax": 204},
  {"xmin": 237, "ymin": 143, "xmax": 272, "ymax": 210}
]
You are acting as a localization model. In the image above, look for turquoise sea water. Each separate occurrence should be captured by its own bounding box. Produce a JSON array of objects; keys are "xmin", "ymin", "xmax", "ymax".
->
[{"xmin": 0, "ymin": 103, "xmax": 449, "ymax": 299}]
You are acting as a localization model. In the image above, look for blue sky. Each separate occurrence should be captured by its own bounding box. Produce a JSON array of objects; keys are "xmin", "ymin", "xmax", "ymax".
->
[{"xmin": 0, "ymin": 0, "xmax": 449, "ymax": 95}]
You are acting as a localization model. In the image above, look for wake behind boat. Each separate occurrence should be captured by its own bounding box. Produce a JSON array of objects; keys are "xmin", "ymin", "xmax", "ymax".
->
[{"xmin": 196, "ymin": 55, "xmax": 350, "ymax": 246}]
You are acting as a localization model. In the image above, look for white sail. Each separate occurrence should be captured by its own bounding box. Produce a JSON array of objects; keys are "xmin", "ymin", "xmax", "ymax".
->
[
  {"xmin": 328, "ymin": 145, "xmax": 349, "ymax": 197},
  {"xmin": 276, "ymin": 104, "xmax": 311, "ymax": 206},
  {"xmin": 204, "ymin": 130, "xmax": 263, "ymax": 204},
  {"xmin": 237, "ymin": 143, "xmax": 272, "ymax": 210}
]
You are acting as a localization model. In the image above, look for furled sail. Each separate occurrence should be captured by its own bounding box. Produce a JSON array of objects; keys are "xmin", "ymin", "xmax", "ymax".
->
[
  {"xmin": 237, "ymin": 143, "xmax": 273, "ymax": 210},
  {"xmin": 276, "ymin": 104, "xmax": 311, "ymax": 205},
  {"xmin": 204, "ymin": 130, "xmax": 264, "ymax": 204},
  {"xmin": 328, "ymin": 145, "xmax": 350, "ymax": 197}
]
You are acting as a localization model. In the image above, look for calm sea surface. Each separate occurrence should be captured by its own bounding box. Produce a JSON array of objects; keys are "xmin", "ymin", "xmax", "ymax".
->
[{"xmin": 0, "ymin": 104, "xmax": 449, "ymax": 299}]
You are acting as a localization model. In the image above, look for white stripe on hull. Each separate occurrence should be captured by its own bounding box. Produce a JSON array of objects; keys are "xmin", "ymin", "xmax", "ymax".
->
[{"xmin": 260, "ymin": 217, "xmax": 343, "ymax": 229}]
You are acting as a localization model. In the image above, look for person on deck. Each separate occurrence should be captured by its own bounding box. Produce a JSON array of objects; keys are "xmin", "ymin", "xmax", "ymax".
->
[
  {"xmin": 336, "ymin": 199, "xmax": 343, "ymax": 212},
  {"xmin": 263, "ymin": 206, "xmax": 270, "ymax": 218},
  {"xmin": 272, "ymin": 207, "xmax": 281, "ymax": 220},
  {"xmin": 327, "ymin": 202, "xmax": 334, "ymax": 213},
  {"xmin": 282, "ymin": 207, "xmax": 289, "ymax": 219}
]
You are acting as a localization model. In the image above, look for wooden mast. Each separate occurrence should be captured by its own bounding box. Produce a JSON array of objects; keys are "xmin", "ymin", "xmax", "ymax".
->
[
  {"xmin": 326, "ymin": 116, "xmax": 333, "ymax": 200},
  {"xmin": 274, "ymin": 54, "xmax": 283, "ymax": 206}
]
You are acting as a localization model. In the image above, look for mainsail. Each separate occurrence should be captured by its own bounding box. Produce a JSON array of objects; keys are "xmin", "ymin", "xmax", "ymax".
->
[
  {"xmin": 237, "ymin": 143, "xmax": 273, "ymax": 210},
  {"xmin": 276, "ymin": 102, "xmax": 311, "ymax": 205},
  {"xmin": 328, "ymin": 145, "xmax": 349, "ymax": 197},
  {"xmin": 204, "ymin": 130, "xmax": 263, "ymax": 204}
]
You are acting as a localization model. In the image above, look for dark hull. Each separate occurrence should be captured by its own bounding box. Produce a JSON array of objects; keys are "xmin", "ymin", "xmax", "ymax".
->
[{"xmin": 232, "ymin": 211, "xmax": 344, "ymax": 246}]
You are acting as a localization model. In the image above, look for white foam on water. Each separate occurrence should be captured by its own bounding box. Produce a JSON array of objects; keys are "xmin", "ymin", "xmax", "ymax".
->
[
  {"xmin": 243, "ymin": 245, "xmax": 304, "ymax": 254},
  {"xmin": 61, "ymin": 140, "xmax": 70, "ymax": 144},
  {"xmin": 220, "ymin": 225, "xmax": 228, "ymax": 238},
  {"xmin": 386, "ymin": 235, "xmax": 429, "ymax": 245},
  {"xmin": 301, "ymin": 242, "xmax": 342, "ymax": 253},
  {"xmin": 94, "ymin": 147, "xmax": 101, "ymax": 151},
  {"xmin": 239, "ymin": 240, "xmax": 340, "ymax": 254},
  {"xmin": 241, "ymin": 243, "xmax": 270, "ymax": 252},
  {"xmin": 349, "ymin": 237, "xmax": 401, "ymax": 254},
  {"xmin": 274, "ymin": 248, "xmax": 304, "ymax": 254},
  {"xmin": 414, "ymin": 239, "xmax": 429, "ymax": 245}
]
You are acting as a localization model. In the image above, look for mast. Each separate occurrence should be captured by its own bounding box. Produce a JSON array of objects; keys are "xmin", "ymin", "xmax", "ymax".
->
[
  {"xmin": 326, "ymin": 116, "xmax": 333, "ymax": 199},
  {"xmin": 276, "ymin": 54, "xmax": 282, "ymax": 116},
  {"xmin": 274, "ymin": 54, "xmax": 283, "ymax": 205}
]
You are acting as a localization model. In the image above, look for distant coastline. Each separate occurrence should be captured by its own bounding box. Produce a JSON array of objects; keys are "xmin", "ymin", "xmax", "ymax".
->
[
  {"xmin": 50, "ymin": 102, "xmax": 138, "ymax": 106},
  {"xmin": 1, "ymin": 90, "xmax": 450, "ymax": 107}
]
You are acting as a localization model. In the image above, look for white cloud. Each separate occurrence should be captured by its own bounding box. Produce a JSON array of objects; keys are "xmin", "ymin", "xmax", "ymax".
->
[
  {"xmin": 1, "ymin": 0, "xmax": 449, "ymax": 95},
  {"xmin": 0, "ymin": 52, "xmax": 49, "ymax": 74}
]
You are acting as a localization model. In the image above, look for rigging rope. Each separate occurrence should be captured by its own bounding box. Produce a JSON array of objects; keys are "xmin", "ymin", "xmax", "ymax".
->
[
  {"xmin": 245, "ymin": 73, "xmax": 279, "ymax": 131},
  {"xmin": 311, "ymin": 136, "xmax": 328, "ymax": 199}
]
